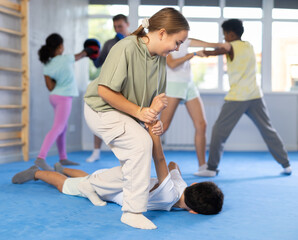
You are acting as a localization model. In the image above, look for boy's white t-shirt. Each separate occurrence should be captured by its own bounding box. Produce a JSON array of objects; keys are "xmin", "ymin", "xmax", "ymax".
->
[
  {"xmin": 93, "ymin": 169, "xmax": 187, "ymax": 211},
  {"xmin": 166, "ymin": 39, "xmax": 192, "ymax": 83}
]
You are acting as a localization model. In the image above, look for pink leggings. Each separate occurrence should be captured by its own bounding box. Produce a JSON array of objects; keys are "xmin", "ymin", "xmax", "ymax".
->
[{"xmin": 38, "ymin": 95, "xmax": 72, "ymax": 160}]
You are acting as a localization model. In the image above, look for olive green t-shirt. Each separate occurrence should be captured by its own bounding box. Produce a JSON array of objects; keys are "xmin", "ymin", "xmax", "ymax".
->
[{"xmin": 84, "ymin": 35, "xmax": 167, "ymax": 112}]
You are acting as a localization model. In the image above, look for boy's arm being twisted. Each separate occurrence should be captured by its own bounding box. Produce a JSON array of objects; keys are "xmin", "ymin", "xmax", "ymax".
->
[
  {"xmin": 147, "ymin": 94, "xmax": 169, "ymax": 184},
  {"xmin": 147, "ymin": 122, "xmax": 169, "ymax": 185}
]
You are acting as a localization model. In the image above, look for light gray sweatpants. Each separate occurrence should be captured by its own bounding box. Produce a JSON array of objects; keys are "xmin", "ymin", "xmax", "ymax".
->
[
  {"xmin": 208, "ymin": 98, "xmax": 290, "ymax": 171},
  {"xmin": 84, "ymin": 103, "xmax": 152, "ymax": 213}
]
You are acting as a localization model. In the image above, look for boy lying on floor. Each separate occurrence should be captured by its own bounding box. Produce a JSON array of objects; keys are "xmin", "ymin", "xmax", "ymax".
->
[
  {"xmin": 12, "ymin": 125, "xmax": 224, "ymax": 216},
  {"xmin": 12, "ymin": 101, "xmax": 224, "ymax": 229}
]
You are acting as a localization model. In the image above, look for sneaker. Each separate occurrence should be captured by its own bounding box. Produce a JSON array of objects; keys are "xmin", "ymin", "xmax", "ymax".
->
[
  {"xmin": 281, "ymin": 166, "xmax": 292, "ymax": 175},
  {"xmin": 193, "ymin": 163, "xmax": 207, "ymax": 176},
  {"xmin": 194, "ymin": 169, "xmax": 218, "ymax": 177}
]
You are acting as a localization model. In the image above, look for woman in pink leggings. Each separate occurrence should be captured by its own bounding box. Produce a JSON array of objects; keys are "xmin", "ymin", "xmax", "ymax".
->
[{"xmin": 35, "ymin": 33, "xmax": 94, "ymax": 170}]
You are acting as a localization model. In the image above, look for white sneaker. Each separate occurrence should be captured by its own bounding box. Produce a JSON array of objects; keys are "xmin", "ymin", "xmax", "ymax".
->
[
  {"xmin": 281, "ymin": 166, "xmax": 292, "ymax": 175},
  {"xmin": 193, "ymin": 163, "xmax": 207, "ymax": 176},
  {"xmin": 194, "ymin": 169, "xmax": 217, "ymax": 177}
]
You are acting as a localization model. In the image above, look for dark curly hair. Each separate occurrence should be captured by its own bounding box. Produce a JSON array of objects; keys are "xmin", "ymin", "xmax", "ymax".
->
[
  {"xmin": 184, "ymin": 181, "xmax": 224, "ymax": 215},
  {"xmin": 221, "ymin": 19, "xmax": 244, "ymax": 38},
  {"xmin": 38, "ymin": 33, "xmax": 63, "ymax": 64}
]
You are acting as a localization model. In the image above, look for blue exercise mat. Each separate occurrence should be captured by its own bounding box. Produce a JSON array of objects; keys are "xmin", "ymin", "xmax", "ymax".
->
[{"xmin": 0, "ymin": 151, "xmax": 297, "ymax": 240}]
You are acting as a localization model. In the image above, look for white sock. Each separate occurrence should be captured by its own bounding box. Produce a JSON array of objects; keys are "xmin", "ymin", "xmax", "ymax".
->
[
  {"xmin": 86, "ymin": 149, "xmax": 100, "ymax": 163},
  {"xmin": 121, "ymin": 212, "xmax": 157, "ymax": 230},
  {"xmin": 77, "ymin": 179, "xmax": 106, "ymax": 206},
  {"xmin": 281, "ymin": 166, "xmax": 292, "ymax": 175}
]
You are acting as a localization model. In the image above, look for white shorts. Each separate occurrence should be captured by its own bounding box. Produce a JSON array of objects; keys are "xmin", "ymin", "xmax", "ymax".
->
[
  {"xmin": 62, "ymin": 176, "xmax": 89, "ymax": 197},
  {"xmin": 166, "ymin": 81, "xmax": 200, "ymax": 102}
]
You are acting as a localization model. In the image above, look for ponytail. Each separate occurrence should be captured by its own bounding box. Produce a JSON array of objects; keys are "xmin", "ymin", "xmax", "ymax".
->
[
  {"xmin": 131, "ymin": 24, "xmax": 147, "ymax": 39},
  {"xmin": 38, "ymin": 33, "xmax": 63, "ymax": 64},
  {"xmin": 38, "ymin": 45, "xmax": 51, "ymax": 64}
]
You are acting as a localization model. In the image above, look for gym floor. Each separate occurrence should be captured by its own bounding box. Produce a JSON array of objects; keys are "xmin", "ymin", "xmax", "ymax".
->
[{"xmin": 1, "ymin": 151, "xmax": 297, "ymax": 240}]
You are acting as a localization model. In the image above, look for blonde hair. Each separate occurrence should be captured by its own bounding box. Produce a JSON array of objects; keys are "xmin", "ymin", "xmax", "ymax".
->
[{"xmin": 132, "ymin": 8, "xmax": 189, "ymax": 39}]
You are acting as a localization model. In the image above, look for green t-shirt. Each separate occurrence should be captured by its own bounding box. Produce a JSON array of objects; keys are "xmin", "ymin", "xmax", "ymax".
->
[{"xmin": 84, "ymin": 35, "xmax": 167, "ymax": 112}]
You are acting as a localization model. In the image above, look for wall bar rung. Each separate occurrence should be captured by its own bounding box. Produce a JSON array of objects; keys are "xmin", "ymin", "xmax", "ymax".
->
[
  {"xmin": 0, "ymin": 141, "xmax": 24, "ymax": 148},
  {"xmin": 0, "ymin": 131, "xmax": 21, "ymax": 140},
  {"xmin": 0, "ymin": 105, "xmax": 24, "ymax": 109},
  {"xmin": 0, "ymin": 27, "xmax": 23, "ymax": 36},
  {"xmin": 0, "ymin": 6, "xmax": 22, "ymax": 17},
  {"xmin": 0, "ymin": 66, "xmax": 24, "ymax": 73},
  {"xmin": 0, "ymin": 123, "xmax": 24, "ymax": 128},
  {"xmin": 0, "ymin": 0, "xmax": 21, "ymax": 12},
  {"xmin": 0, "ymin": 86, "xmax": 24, "ymax": 91},
  {"xmin": 0, "ymin": 47, "xmax": 23, "ymax": 55}
]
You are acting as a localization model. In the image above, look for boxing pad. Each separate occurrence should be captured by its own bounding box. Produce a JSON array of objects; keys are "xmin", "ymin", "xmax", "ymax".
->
[{"xmin": 84, "ymin": 38, "xmax": 101, "ymax": 60}]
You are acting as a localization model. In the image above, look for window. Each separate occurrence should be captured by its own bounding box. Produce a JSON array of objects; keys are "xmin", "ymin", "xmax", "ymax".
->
[
  {"xmin": 272, "ymin": 22, "xmax": 298, "ymax": 91},
  {"xmin": 88, "ymin": 4, "xmax": 129, "ymax": 16},
  {"xmin": 182, "ymin": 6, "xmax": 220, "ymax": 18},
  {"xmin": 271, "ymin": 0, "xmax": 298, "ymax": 91},
  {"xmin": 87, "ymin": 1, "xmax": 298, "ymax": 93},
  {"xmin": 88, "ymin": 4, "xmax": 128, "ymax": 80},
  {"xmin": 223, "ymin": 7, "xmax": 262, "ymax": 19},
  {"xmin": 138, "ymin": 5, "xmax": 179, "ymax": 17},
  {"xmin": 188, "ymin": 22, "xmax": 219, "ymax": 89},
  {"xmin": 272, "ymin": 8, "xmax": 298, "ymax": 19}
]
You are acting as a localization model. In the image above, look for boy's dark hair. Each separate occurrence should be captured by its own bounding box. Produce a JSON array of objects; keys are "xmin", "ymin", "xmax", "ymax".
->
[
  {"xmin": 221, "ymin": 19, "xmax": 244, "ymax": 38},
  {"xmin": 113, "ymin": 14, "xmax": 128, "ymax": 23},
  {"xmin": 184, "ymin": 181, "xmax": 224, "ymax": 215}
]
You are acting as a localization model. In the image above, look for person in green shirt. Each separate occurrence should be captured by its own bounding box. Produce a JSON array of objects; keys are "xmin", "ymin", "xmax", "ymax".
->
[{"xmin": 84, "ymin": 8, "xmax": 189, "ymax": 229}]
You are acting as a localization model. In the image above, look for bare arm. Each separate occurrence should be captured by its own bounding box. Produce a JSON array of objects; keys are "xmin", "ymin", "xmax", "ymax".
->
[
  {"xmin": 98, "ymin": 85, "xmax": 158, "ymax": 123},
  {"xmin": 148, "ymin": 122, "xmax": 169, "ymax": 185},
  {"xmin": 189, "ymin": 38, "xmax": 227, "ymax": 49},
  {"xmin": 74, "ymin": 50, "xmax": 87, "ymax": 61},
  {"xmin": 203, "ymin": 44, "xmax": 234, "ymax": 60},
  {"xmin": 44, "ymin": 75, "xmax": 56, "ymax": 91},
  {"xmin": 166, "ymin": 52, "xmax": 195, "ymax": 69},
  {"xmin": 167, "ymin": 38, "xmax": 227, "ymax": 69}
]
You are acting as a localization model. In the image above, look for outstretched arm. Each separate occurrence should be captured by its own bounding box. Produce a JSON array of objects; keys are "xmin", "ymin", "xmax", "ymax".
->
[
  {"xmin": 189, "ymin": 38, "xmax": 228, "ymax": 49},
  {"xmin": 74, "ymin": 49, "xmax": 88, "ymax": 61},
  {"xmin": 167, "ymin": 53, "xmax": 196, "ymax": 69},
  {"xmin": 167, "ymin": 38, "xmax": 228, "ymax": 69},
  {"xmin": 203, "ymin": 42, "xmax": 233, "ymax": 59}
]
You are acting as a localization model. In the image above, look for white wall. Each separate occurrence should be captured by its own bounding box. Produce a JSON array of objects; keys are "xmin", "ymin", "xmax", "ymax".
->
[{"xmin": 28, "ymin": 0, "xmax": 89, "ymax": 160}]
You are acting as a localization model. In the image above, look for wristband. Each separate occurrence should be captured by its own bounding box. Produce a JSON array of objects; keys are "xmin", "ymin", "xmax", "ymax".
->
[{"xmin": 193, "ymin": 52, "xmax": 197, "ymax": 56}]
